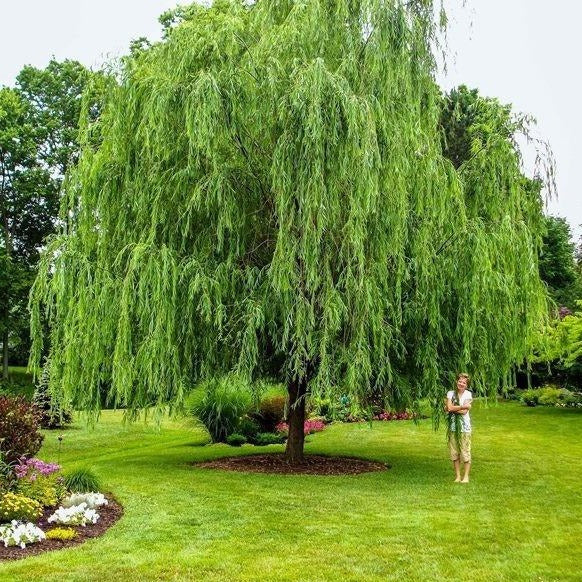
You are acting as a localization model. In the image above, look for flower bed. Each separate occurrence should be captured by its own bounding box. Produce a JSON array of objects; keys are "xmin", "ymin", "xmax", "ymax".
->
[
  {"xmin": 373, "ymin": 411, "xmax": 420, "ymax": 421},
  {"xmin": 275, "ymin": 418, "xmax": 327, "ymax": 436},
  {"xmin": 0, "ymin": 457, "xmax": 122, "ymax": 561},
  {"xmin": 0, "ymin": 494, "xmax": 123, "ymax": 561}
]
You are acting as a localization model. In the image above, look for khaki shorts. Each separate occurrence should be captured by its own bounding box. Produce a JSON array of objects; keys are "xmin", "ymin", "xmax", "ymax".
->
[{"xmin": 448, "ymin": 432, "xmax": 471, "ymax": 463}]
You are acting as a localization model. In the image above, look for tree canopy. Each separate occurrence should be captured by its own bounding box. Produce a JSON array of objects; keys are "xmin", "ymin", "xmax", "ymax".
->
[
  {"xmin": 538, "ymin": 215, "xmax": 581, "ymax": 309},
  {"xmin": 1, "ymin": 86, "xmax": 55, "ymax": 377},
  {"xmin": 0, "ymin": 60, "xmax": 93, "ymax": 377},
  {"xmin": 30, "ymin": 0, "xmax": 549, "ymax": 460}
]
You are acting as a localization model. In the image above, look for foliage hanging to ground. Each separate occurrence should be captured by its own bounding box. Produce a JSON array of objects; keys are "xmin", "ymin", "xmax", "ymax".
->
[{"xmin": 30, "ymin": 0, "xmax": 548, "ymax": 432}]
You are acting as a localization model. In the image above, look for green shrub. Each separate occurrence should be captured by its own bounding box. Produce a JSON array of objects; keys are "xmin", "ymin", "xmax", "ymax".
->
[
  {"xmin": 17, "ymin": 476, "xmax": 60, "ymax": 507},
  {"xmin": 0, "ymin": 367, "xmax": 35, "ymax": 400},
  {"xmin": 252, "ymin": 395, "xmax": 287, "ymax": 432},
  {"xmin": 226, "ymin": 433, "xmax": 247, "ymax": 447},
  {"xmin": 520, "ymin": 386, "xmax": 581, "ymax": 408},
  {"xmin": 0, "ymin": 492, "xmax": 42, "ymax": 522},
  {"xmin": 308, "ymin": 395, "xmax": 333, "ymax": 421},
  {"xmin": 323, "ymin": 394, "xmax": 367, "ymax": 422},
  {"xmin": 254, "ymin": 432, "xmax": 285, "ymax": 446},
  {"xmin": 236, "ymin": 417, "xmax": 260, "ymax": 440},
  {"xmin": 46, "ymin": 527, "xmax": 77, "ymax": 541},
  {"xmin": 538, "ymin": 387, "xmax": 564, "ymax": 406},
  {"xmin": 560, "ymin": 392, "xmax": 582, "ymax": 407},
  {"xmin": 0, "ymin": 395, "xmax": 44, "ymax": 463},
  {"xmin": 62, "ymin": 468, "xmax": 101, "ymax": 493},
  {"xmin": 521, "ymin": 389, "xmax": 539, "ymax": 407},
  {"xmin": 187, "ymin": 377, "xmax": 252, "ymax": 442}
]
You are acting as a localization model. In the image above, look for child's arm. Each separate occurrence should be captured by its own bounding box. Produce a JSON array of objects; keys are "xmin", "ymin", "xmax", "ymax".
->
[
  {"xmin": 457, "ymin": 400, "xmax": 472, "ymax": 415},
  {"xmin": 446, "ymin": 397, "xmax": 465, "ymax": 413},
  {"xmin": 447, "ymin": 398, "xmax": 472, "ymax": 414}
]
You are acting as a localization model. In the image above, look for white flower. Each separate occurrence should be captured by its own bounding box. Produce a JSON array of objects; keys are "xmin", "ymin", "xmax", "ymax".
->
[
  {"xmin": 48, "ymin": 503, "xmax": 100, "ymax": 526},
  {"xmin": 0, "ymin": 521, "xmax": 45, "ymax": 548},
  {"xmin": 61, "ymin": 492, "xmax": 108, "ymax": 510}
]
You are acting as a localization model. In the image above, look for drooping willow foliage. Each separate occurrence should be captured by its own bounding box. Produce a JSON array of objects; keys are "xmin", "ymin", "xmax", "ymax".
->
[{"xmin": 30, "ymin": 0, "xmax": 548, "ymax": 421}]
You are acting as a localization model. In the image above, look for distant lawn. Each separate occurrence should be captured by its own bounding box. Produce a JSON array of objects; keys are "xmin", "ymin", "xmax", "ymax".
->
[
  {"xmin": 0, "ymin": 366, "xmax": 35, "ymax": 398},
  {"xmin": 0, "ymin": 401, "xmax": 580, "ymax": 581}
]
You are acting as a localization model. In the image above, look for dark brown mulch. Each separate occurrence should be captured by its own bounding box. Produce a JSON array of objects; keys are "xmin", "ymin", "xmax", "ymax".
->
[
  {"xmin": 0, "ymin": 495, "xmax": 123, "ymax": 561},
  {"xmin": 197, "ymin": 453, "xmax": 389, "ymax": 475}
]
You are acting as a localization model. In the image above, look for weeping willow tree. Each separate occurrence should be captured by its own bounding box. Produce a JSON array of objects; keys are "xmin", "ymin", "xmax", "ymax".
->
[{"xmin": 30, "ymin": 0, "xmax": 549, "ymax": 463}]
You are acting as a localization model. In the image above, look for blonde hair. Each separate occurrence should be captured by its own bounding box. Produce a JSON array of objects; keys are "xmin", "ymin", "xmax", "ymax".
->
[{"xmin": 456, "ymin": 372, "xmax": 470, "ymax": 386}]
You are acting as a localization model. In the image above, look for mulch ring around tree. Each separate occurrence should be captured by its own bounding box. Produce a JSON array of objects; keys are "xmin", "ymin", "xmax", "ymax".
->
[
  {"xmin": 196, "ymin": 454, "xmax": 389, "ymax": 476},
  {"xmin": 0, "ymin": 495, "xmax": 123, "ymax": 561}
]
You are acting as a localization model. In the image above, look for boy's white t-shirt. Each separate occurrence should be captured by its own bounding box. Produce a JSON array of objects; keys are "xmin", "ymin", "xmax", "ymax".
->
[{"xmin": 447, "ymin": 389, "xmax": 473, "ymax": 433}]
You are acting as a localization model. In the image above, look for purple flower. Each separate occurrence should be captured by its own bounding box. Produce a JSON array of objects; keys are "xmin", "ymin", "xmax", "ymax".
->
[{"xmin": 15, "ymin": 457, "xmax": 61, "ymax": 480}]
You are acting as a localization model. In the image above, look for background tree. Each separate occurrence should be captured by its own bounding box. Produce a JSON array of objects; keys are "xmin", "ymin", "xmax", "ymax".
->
[
  {"xmin": 538, "ymin": 215, "xmax": 581, "ymax": 310},
  {"xmin": 529, "ymin": 218, "xmax": 582, "ymax": 388},
  {"xmin": 440, "ymin": 85, "xmax": 516, "ymax": 170},
  {"xmin": 31, "ymin": 0, "xmax": 549, "ymax": 463},
  {"xmin": 0, "ymin": 60, "xmax": 93, "ymax": 377},
  {"xmin": 17, "ymin": 59, "xmax": 92, "ymax": 177},
  {"xmin": 0, "ymin": 87, "xmax": 53, "ymax": 378},
  {"xmin": 533, "ymin": 299, "xmax": 582, "ymax": 389}
]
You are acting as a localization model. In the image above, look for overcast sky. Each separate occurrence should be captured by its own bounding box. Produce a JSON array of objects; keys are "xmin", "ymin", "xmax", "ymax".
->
[{"xmin": 1, "ymin": 0, "xmax": 580, "ymax": 238}]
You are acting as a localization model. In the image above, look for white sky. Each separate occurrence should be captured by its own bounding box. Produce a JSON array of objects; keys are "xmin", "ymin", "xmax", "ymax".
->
[{"xmin": 1, "ymin": 0, "xmax": 580, "ymax": 239}]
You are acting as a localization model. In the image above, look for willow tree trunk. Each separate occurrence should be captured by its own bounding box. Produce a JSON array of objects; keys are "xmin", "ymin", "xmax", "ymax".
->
[{"xmin": 285, "ymin": 375, "xmax": 308, "ymax": 464}]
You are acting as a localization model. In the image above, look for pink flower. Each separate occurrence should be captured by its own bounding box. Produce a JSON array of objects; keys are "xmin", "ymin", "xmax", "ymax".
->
[
  {"xmin": 276, "ymin": 419, "xmax": 326, "ymax": 435},
  {"xmin": 15, "ymin": 457, "xmax": 61, "ymax": 480}
]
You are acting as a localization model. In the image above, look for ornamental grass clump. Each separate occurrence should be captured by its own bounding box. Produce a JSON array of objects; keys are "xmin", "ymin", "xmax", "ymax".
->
[
  {"xmin": 0, "ymin": 521, "xmax": 45, "ymax": 548},
  {"xmin": 62, "ymin": 468, "xmax": 101, "ymax": 493},
  {"xmin": 188, "ymin": 377, "xmax": 253, "ymax": 442}
]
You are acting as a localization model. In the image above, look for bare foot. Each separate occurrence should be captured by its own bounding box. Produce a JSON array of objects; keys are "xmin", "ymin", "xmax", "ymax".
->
[
  {"xmin": 454, "ymin": 477, "xmax": 461, "ymax": 482},
  {"xmin": 461, "ymin": 477, "xmax": 469, "ymax": 483}
]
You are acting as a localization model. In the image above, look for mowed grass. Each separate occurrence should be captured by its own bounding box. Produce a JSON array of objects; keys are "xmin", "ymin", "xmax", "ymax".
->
[
  {"xmin": 1, "ymin": 366, "xmax": 35, "ymax": 399},
  {"xmin": 0, "ymin": 401, "xmax": 580, "ymax": 581}
]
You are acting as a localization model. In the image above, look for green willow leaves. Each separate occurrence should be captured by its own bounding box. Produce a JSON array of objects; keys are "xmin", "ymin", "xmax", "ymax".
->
[{"xmin": 30, "ymin": 0, "xmax": 548, "ymax": 419}]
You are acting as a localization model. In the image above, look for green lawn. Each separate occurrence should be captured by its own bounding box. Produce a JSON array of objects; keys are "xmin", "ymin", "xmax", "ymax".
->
[
  {"xmin": 1, "ymin": 366, "xmax": 35, "ymax": 399},
  {"xmin": 0, "ymin": 401, "xmax": 580, "ymax": 581}
]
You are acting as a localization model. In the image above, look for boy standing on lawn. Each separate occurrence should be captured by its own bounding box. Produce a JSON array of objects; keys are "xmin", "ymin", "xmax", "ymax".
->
[{"xmin": 446, "ymin": 373, "xmax": 473, "ymax": 483}]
